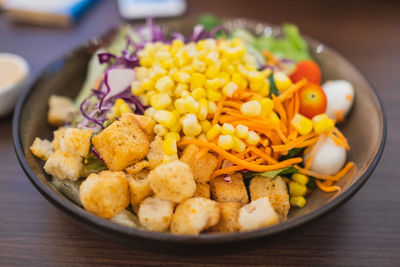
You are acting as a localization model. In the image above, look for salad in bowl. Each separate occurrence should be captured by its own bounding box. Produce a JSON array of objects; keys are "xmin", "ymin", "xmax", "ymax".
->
[{"xmin": 29, "ymin": 17, "xmax": 356, "ymax": 235}]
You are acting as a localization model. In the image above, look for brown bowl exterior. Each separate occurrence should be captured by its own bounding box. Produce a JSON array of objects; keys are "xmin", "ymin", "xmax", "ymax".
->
[{"xmin": 13, "ymin": 18, "xmax": 386, "ymax": 249}]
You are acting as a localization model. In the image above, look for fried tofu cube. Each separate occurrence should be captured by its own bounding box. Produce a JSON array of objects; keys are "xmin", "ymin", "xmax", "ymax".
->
[
  {"xmin": 210, "ymin": 173, "xmax": 249, "ymax": 206},
  {"xmin": 147, "ymin": 135, "xmax": 165, "ymax": 169},
  {"xmin": 209, "ymin": 202, "xmax": 240, "ymax": 233},
  {"xmin": 238, "ymin": 197, "xmax": 279, "ymax": 232},
  {"xmin": 180, "ymin": 144, "xmax": 218, "ymax": 183},
  {"xmin": 30, "ymin": 137, "xmax": 53, "ymax": 161},
  {"xmin": 249, "ymin": 176, "xmax": 290, "ymax": 222},
  {"xmin": 148, "ymin": 160, "xmax": 196, "ymax": 203},
  {"xmin": 52, "ymin": 127, "xmax": 92, "ymax": 158},
  {"xmin": 127, "ymin": 171, "xmax": 153, "ymax": 207},
  {"xmin": 79, "ymin": 171, "xmax": 129, "ymax": 218},
  {"xmin": 48, "ymin": 95, "xmax": 76, "ymax": 126},
  {"xmin": 126, "ymin": 160, "xmax": 150, "ymax": 175},
  {"xmin": 138, "ymin": 197, "xmax": 174, "ymax": 232},
  {"xmin": 132, "ymin": 114, "xmax": 156, "ymax": 137},
  {"xmin": 92, "ymin": 113, "xmax": 149, "ymax": 171},
  {"xmin": 193, "ymin": 183, "xmax": 210, "ymax": 199},
  {"xmin": 171, "ymin": 198, "xmax": 220, "ymax": 235},
  {"xmin": 44, "ymin": 150, "xmax": 83, "ymax": 180}
]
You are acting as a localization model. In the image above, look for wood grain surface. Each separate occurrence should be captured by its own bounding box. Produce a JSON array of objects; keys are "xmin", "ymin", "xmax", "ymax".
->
[{"xmin": 1, "ymin": 0, "xmax": 399, "ymax": 266}]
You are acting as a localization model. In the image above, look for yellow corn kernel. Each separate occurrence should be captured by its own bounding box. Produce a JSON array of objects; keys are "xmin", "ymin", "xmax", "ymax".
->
[
  {"xmin": 291, "ymin": 114, "xmax": 313, "ymax": 135},
  {"xmin": 205, "ymin": 61, "xmax": 221, "ymax": 79},
  {"xmin": 198, "ymin": 133, "xmax": 208, "ymax": 142},
  {"xmin": 168, "ymin": 67, "xmax": 178, "ymax": 77},
  {"xmin": 241, "ymin": 100, "xmax": 262, "ymax": 116},
  {"xmin": 173, "ymin": 50, "xmax": 189, "ymax": 67},
  {"xmin": 174, "ymin": 98, "xmax": 186, "ymax": 114},
  {"xmin": 153, "ymin": 124, "xmax": 167, "ymax": 137},
  {"xmin": 260, "ymin": 98, "xmax": 274, "ymax": 116},
  {"xmin": 206, "ymin": 124, "xmax": 222, "ymax": 141},
  {"xmin": 144, "ymin": 107, "xmax": 156, "ymax": 118},
  {"xmin": 150, "ymin": 93, "xmax": 172, "ymax": 110},
  {"xmin": 197, "ymin": 98, "xmax": 208, "ymax": 120},
  {"xmin": 119, "ymin": 102, "xmax": 132, "ymax": 115},
  {"xmin": 217, "ymin": 71, "xmax": 230, "ymax": 86},
  {"xmin": 193, "ymin": 59, "xmax": 206, "ymax": 73},
  {"xmin": 169, "ymin": 121, "xmax": 182, "ymax": 133},
  {"xmin": 207, "ymin": 89, "xmax": 222, "ymax": 102},
  {"xmin": 154, "ymin": 50, "xmax": 171, "ymax": 62},
  {"xmin": 237, "ymin": 64, "xmax": 248, "ymax": 77},
  {"xmin": 204, "ymin": 78, "xmax": 221, "ymax": 91},
  {"xmin": 199, "ymin": 120, "xmax": 212, "ymax": 133},
  {"xmin": 144, "ymin": 43, "xmax": 156, "ymax": 55},
  {"xmin": 153, "ymin": 110, "xmax": 176, "ymax": 128},
  {"xmin": 190, "ymin": 72, "xmax": 206, "ymax": 90},
  {"xmin": 312, "ymin": 114, "xmax": 335, "ymax": 134},
  {"xmin": 274, "ymin": 71, "xmax": 293, "ymax": 91},
  {"xmin": 248, "ymin": 71, "xmax": 264, "ymax": 84},
  {"xmin": 223, "ymin": 47, "xmax": 240, "ymax": 61},
  {"xmin": 155, "ymin": 76, "xmax": 174, "ymax": 92},
  {"xmin": 152, "ymin": 65, "xmax": 168, "ymax": 77},
  {"xmin": 161, "ymin": 58, "xmax": 174, "ymax": 69},
  {"xmin": 231, "ymin": 73, "xmax": 247, "ymax": 90},
  {"xmin": 174, "ymin": 83, "xmax": 189, "ymax": 97},
  {"xmin": 269, "ymin": 112, "xmax": 280, "ymax": 124},
  {"xmin": 184, "ymin": 96, "xmax": 200, "ymax": 113},
  {"xmin": 205, "ymin": 51, "xmax": 219, "ymax": 65},
  {"xmin": 250, "ymin": 80, "xmax": 264, "ymax": 92},
  {"xmin": 138, "ymin": 95, "xmax": 149, "ymax": 106},
  {"xmin": 162, "ymin": 154, "xmax": 179, "ymax": 164},
  {"xmin": 181, "ymin": 65, "xmax": 194, "ymax": 75},
  {"xmin": 182, "ymin": 114, "xmax": 202, "ymax": 137},
  {"xmin": 232, "ymin": 136, "xmax": 246, "ymax": 153},
  {"xmin": 163, "ymin": 138, "xmax": 177, "ymax": 156},
  {"xmin": 221, "ymin": 123, "xmax": 235, "ymax": 135},
  {"xmin": 172, "ymin": 71, "xmax": 191, "ymax": 83},
  {"xmin": 290, "ymin": 196, "xmax": 306, "ymax": 208},
  {"xmin": 246, "ymin": 130, "xmax": 260, "ymax": 145},
  {"xmin": 136, "ymin": 67, "xmax": 149, "ymax": 81},
  {"xmin": 289, "ymin": 182, "xmax": 308, "ymax": 196},
  {"xmin": 222, "ymin": 81, "xmax": 239, "ymax": 97},
  {"xmin": 139, "ymin": 57, "xmax": 152, "ymax": 67},
  {"xmin": 171, "ymin": 39, "xmax": 184, "ymax": 52},
  {"xmin": 224, "ymin": 64, "xmax": 236, "ymax": 75},
  {"xmin": 131, "ymin": 81, "xmax": 144, "ymax": 95},
  {"xmin": 191, "ymin": 88, "xmax": 206, "ymax": 100},
  {"xmin": 235, "ymin": 124, "xmax": 249, "ymax": 139},
  {"xmin": 208, "ymin": 101, "xmax": 217, "ymax": 114},
  {"xmin": 180, "ymin": 90, "xmax": 190, "ymax": 98},
  {"xmin": 218, "ymin": 135, "xmax": 234, "ymax": 150},
  {"xmin": 292, "ymin": 173, "xmax": 309, "ymax": 185},
  {"xmin": 140, "ymin": 78, "xmax": 154, "ymax": 92},
  {"xmin": 259, "ymin": 79, "xmax": 270, "ymax": 97},
  {"xmin": 261, "ymin": 68, "xmax": 272, "ymax": 78}
]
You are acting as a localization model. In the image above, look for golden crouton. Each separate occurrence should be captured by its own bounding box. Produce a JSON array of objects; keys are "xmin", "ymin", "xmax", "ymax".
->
[
  {"xmin": 180, "ymin": 144, "xmax": 218, "ymax": 183},
  {"xmin": 148, "ymin": 160, "xmax": 196, "ymax": 203},
  {"xmin": 170, "ymin": 198, "xmax": 220, "ymax": 235},
  {"xmin": 209, "ymin": 202, "xmax": 240, "ymax": 233},
  {"xmin": 52, "ymin": 127, "xmax": 92, "ymax": 158},
  {"xmin": 126, "ymin": 160, "xmax": 150, "ymax": 175},
  {"xmin": 79, "ymin": 171, "xmax": 129, "ymax": 219},
  {"xmin": 210, "ymin": 173, "xmax": 249, "ymax": 206},
  {"xmin": 44, "ymin": 150, "xmax": 83, "ymax": 180},
  {"xmin": 127, "ymin": 172, "xmax": 153, "ymax": 207},
  {"xmin": 48, "ymin": 95, "xmax": 76, "ymax": 126},
  {"xmin": 146, "ymin": 135, "xmax": 165, "ymax": 169},
  {"xmin": 238, "ymin": 197, "xmax": 279, "ymax": 232},
  {"xmin": 193, "ymin": 183, "xmax": 210, "ymax": 199},
  {"xmin": 131, "ymin": 114, "xmax": 156, "ymax": 137},
  {"xmin": 92, "ymin": 113, "xmax": 149, "ymax": 171},
  {"xmin": 249, "ymin": 176, "xmax": 290, "ymax": 222},
  {"xmin": 138, "ymin": 197, "xmax": 174, "ymax": 232},
  {"xmin": 30, "ymin": 137, "xmax": 53, "ymax": 161}
]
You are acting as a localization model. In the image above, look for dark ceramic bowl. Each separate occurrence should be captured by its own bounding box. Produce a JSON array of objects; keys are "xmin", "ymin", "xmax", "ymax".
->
[{"xmin": 13, "ymin": 18, "xmax": 386, "ymax": 249}]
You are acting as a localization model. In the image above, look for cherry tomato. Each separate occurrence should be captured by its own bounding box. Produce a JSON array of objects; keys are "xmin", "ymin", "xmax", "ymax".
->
[
  {"xmin": 290, "ymin": 60, "xmax": 322, "ymax": 84},
  {"xmin": 299, "ymin": 83, "xmax": 327, "ymax": 118}
]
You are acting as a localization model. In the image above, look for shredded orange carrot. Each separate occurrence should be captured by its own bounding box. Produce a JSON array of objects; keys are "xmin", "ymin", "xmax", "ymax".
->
[
  {"xmin": 223, "ymin": 100, "xmax": 243, "ymax": 109},
  {"xmin": 296, "ymin": 161, "xmax": 355, "ymax": 182},
  {"xmin": 329, "ymin": 132, "xmax": 350, "ymax": 150},
  {"xmin": 213, "ymin": 96, "xmax": 226, "ymax": 125},
  {"xmin": 277, "ymin": 79, "xmax": 307, "ymax": 102},
  {"xmin": 330, "ymin": 162, "xmax": 355, "ymax": 182},
  {"xmin": 272, "ymin": 95, "xmax": 287, "ymax": 126},
  {"xmin": 195, "ymin": 147, "xmax": 210, "ymax": 160},
  {"xmin": 262, "ymin": 50, "xmax": 278, "ymax": 65},
  {"xmin": 248, "ymin": 146, "xmax": 279, "ymax": 164},
  {"xmin": 332, "ymin": 127, "xmax": 350, "ymax": 150},
  {"xmin": 316, "ymin": 180, "xmax": 342, "ymax": 193},
  {"xmin": 294, "ymin": 92, "xmax": 300, "ymax": 115},
  {"xmin": 272, "ymin": 136, "xmax": 318, "ymax": 152}
]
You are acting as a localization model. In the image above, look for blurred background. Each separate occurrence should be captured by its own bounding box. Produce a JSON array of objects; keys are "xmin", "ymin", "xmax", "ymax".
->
[{"xmin": 1, "ymin": 0, "xmax": 399, "ymax": 265}]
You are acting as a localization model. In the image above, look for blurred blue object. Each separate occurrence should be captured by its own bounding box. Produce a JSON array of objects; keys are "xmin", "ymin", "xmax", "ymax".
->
[{"xmin": 118, "ymin": 0, "xmax": 186, "ymax": 19}]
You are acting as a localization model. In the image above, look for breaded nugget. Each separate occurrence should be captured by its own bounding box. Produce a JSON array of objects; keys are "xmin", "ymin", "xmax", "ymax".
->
[
  {"xmin": 44, "ymin": 150, "xmax": 83, "ymax": 180},
  {"xmin": 52, "ymin": 127, "xmax": 92, "ymax": 158},
  {"xmin": 209, "ymin": 202, "xmax": 240, "ymax": 233},
  {"xmin": 147, "ymin": 135, "xmax": 165, "ymax": 169},
  {"xmin": 47, "ymin": 95, "xmax": 76, "ymax": 126},
  {"xmin": 148, "ymin": 160, "xmax": 196, "ymax": 203},
  {"xmin": 170, "ymin": 198, "xmax": 220, "ymax": 235},
  {"xmin": 249, "ymin": 176, "xmax": 290, "ymax": 222},
  {"xmin": 79, "ymin": 171, "xmax": 129, "ymax": 218},
  {"xmin": 210, "ymin": 173, "xmax": 249, "ymax": 206},
  {"xmin": 238, "ymin": 197, "xmax": 279, "ymax": 232},
  {"xmin": 92, "ymin": 113, "xmax": 149, "ymax": 171},
  {"xmin": 30, "ymin": 137, "xmax": 53, "ymax": 161},
  {"xmin": 193, "ymin": 183, "xmax": 210, "ymax": 199},
  {"xmin": 127, "ymin": 171, "xmax": 153, "ymax": 207},
  {"xmin": 180, "ymin": 144, "xmax": 218, "ymax": 183},
  {"xmin": 138, "ymin": 197, "xmax": 174, "ymax": 232},
  {"xmin": 131, "ymin": 114, "xmax": 156, "ymax": 137},
  {"xmin": 126, "ymin": 160, "xmax": 150, "ymax": 175}
]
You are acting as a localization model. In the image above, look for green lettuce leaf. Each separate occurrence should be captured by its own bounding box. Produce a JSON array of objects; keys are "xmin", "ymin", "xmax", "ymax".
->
[{"xmin": 243, "ymin": 166, "xmax": 298, "ymax": 179}]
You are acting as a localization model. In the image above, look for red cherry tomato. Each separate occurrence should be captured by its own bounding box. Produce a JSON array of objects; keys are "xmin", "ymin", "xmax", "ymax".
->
[
  {"xmin": 290, "ymin": 60, "xmax": 322, "ymax": 84},
  {"xmin": 299, "ymin": 83, "xmax": 327, "ymax": 119}
]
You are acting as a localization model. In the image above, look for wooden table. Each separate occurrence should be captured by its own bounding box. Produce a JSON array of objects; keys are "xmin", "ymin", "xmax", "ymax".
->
[{"xmin": 1, "ymin": 0, "xmax": 399, "ymax": 266}]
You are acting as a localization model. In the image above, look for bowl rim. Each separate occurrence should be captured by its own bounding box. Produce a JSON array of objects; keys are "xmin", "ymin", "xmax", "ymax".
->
[{"xmin": 12, "ymin": 18, "xmax": 387, "ymax": 245}]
